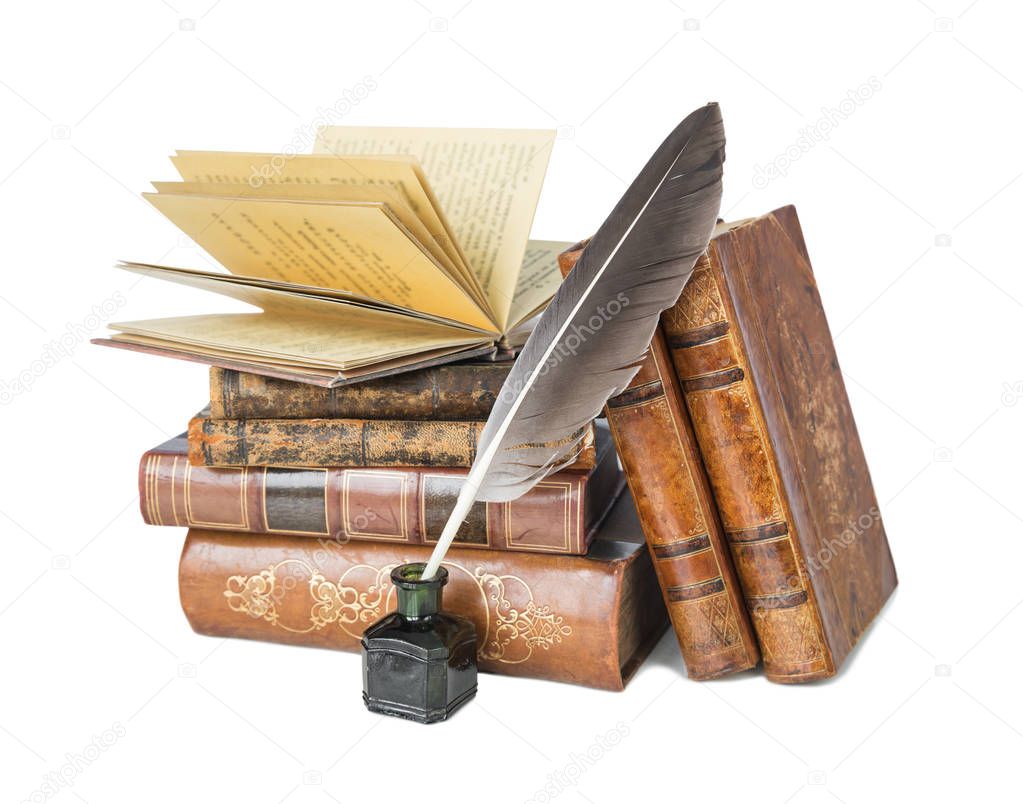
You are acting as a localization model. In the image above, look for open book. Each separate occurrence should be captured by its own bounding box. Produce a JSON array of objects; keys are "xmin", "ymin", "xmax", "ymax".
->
[{"xmin": 95, "ymin": 127, "xmax": 565, "ymax": 386}]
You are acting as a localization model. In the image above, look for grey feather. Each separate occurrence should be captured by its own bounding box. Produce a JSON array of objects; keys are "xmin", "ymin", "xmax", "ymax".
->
[{"xmin": 421, "ymin": 103, "xmax": 725, "ymax": 579}]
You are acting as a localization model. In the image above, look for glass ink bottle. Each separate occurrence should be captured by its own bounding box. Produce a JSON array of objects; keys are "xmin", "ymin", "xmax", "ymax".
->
[{"xmin": 361, "ymin": 563, "xmax": 478, "ymax": 723}]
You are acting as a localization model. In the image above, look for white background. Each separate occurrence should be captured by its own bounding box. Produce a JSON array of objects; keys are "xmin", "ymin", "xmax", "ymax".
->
[{"xmin": 1, "ymin": 1, "xmax": 1020, "ymax": 801}]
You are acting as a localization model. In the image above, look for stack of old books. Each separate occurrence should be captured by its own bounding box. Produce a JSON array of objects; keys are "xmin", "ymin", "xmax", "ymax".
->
[
  {"xmin": 101, "ymin": 127, "xmax": 897, "ymax": 688},
  {"xmin": 138, "ymin": 363, "xmax": 668, "ymax": 690},
  {"xmin": 108, "ymin": 128, "xmax": 677, "ymax": 690}
]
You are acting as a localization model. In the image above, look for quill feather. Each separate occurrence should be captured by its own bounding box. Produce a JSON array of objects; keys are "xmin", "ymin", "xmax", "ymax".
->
[{"xmin": 422, "ymin": 103, "xmax": 725, "ymax": 579}]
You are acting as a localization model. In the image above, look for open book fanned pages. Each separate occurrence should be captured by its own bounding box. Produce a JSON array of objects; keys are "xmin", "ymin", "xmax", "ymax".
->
[{"xmin": 95, "ymin": 127, "xmax": 564, "ymax": 386}]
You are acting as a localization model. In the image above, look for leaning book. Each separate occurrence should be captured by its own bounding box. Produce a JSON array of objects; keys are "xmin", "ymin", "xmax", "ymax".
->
[
  {"xmin": 94, "ymin": 127, "xmax": 566, "ymax": 386},
  {"xmin": 663, "ymin": 207, "xmax": 897, "ymax": 682}
]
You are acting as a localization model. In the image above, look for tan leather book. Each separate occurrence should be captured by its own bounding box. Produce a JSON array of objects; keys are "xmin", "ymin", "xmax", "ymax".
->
[
  {"xmin": 662, "ymin": 206, "xmax": 897, "ymax": 682},
  {"xmin": 558, "ymin": 244, "xmax": 759, "ymax": 680},
  {"xmin": 141, "ymin": 423, "xmax": 622, "ymax": 556},
  {"xmin": 178, "ymin": 490, "xmax": 668, "ymax": 690},
  {"xmin": 186, "ymin": 409, "xmax": 597, "ymax": 470},
  {"xmin": 209, "ymin": 363, "xmax": 512, "ymax": 420}
]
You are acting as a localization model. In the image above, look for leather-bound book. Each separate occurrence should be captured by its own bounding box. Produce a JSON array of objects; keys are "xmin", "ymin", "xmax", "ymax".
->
[
  {"xmin": 141, "ymin": 423, "xmax": 622, "ymax": 556},
  {"xmin": 209, "ymin": 362, "xmax": 512, "ymax": 420},
  {"xmin": 662, "ymin": 207, "xmax": 897, "ymax": 682},
  {"xmin": 187, "ymin": 409, "xmax": 597, "ymax": 469},
  {"xmin": 179, "ymin": 491, "xmax": 668, "ymax": 690},
  {"xmin": 558, "ymin": 244, "xmax": 759, "ymax": 680}
]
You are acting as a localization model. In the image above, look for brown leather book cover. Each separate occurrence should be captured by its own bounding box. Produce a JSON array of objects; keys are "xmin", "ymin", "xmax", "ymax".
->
[
  {"xmin": 210, "ymin": 363, "xmax": 512, "ymax": 420},
  {"xmin": 558, "ymin": 244, "xmax": 759, "ymax": 680},
  {"xmin": 142, "ymin": 422, "xmax": 623, "ymax": 556},
  {"xmin": 662, "ymin": 206, "xmax": 897, "ymax": 682},
  {"xmin": 187, "ymin": 411, "xmax": 597, "ymax": 470},
  {"xmin": 178, "ymin": 490, "xmax": 668, "ymax": 690}
]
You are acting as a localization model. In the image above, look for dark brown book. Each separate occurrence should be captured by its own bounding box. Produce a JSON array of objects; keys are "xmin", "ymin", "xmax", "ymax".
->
[
  {"xmin": 141, "ymin": 422, "xmax": 622, "ymax": 556},
  {"xmin": 178, "ymin": 490, "xmax": 668, "ymax": 690},
  {"xmin": 661, "ymin": 207, "xmax": 897, "ymax": 682},
  {"xmin": 558, "ymin": 243, "xmax": 758, "ymax": 680},
  {"xmin": 209, "ymin": 362, "xmax": 512, "ymax": 420},
  {"xmin": 187, "ymin": 410, "xmax": 597, "ymax": 470}
]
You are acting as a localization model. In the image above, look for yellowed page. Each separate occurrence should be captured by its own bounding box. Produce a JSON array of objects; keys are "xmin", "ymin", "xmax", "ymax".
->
[
  {"xmin": 313, "ymin": 127, "xmax": 555, "ymax": 330},
  {"xmin": 170, "ymin": 151, "xmax": 477, "ymax": 296},
  {"xmin": 506, "ymin": 239, "xmax": 571, "ymax": 328},
  {"xmin": 117, "ymin": 261, "xmax": 493, "ymax": 332},
  {"xmin": 144, "ymin": 192, "xmax": 496, "ymax": 332},
  {"xmin": 103, "ymin": 334, "xmax": 488, "ymax": 384},
  {"xmin": 150, "ymin": 180, "xmax": 474, "ymax": 297},
  {"xmin": 109, "ymin": 304, "xmax": 488, "ymax": 371},
  {"xmin": 110, "ymin": 317, "xmax": 477, "ymax": 367}
]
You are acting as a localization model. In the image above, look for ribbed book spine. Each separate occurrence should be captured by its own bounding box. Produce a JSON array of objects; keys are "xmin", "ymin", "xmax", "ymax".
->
[
  {"xmin": 559, "ymin": 244, "xmax": 758, "ymax": 679},
  {"xmin": 662, "ymin": 248, "xmax": 832, "ymax": 682}
]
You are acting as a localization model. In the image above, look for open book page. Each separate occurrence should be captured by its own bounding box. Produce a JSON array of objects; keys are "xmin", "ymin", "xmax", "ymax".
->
[
  {"xmin": 119, "ymin": 262, "xmax": 402, "ymax": 316},
  {"xmin": 109, "ymin": 294, "xmax": 489, "ymax": 371},
  {"xmin": 506, "ymin": 239, "xmax": 571, "ymax": 329},
  {"xmin": 96, "ymin": 335, "xmax": 492, "ymax": 386},
  {"xmin": 144, "ymin": 192, "xmax": 496, "ymax": 332},
  {"xmin": 314, "ymin": 127, "xmax": 555, "ymax": 331},
  {"xmin": 150, "ymin": 180, "xmax": 482, "ymax": 305},
  {"xmin": 170, "ymin": 151, "xmax": 485, "ymax": 310},
  {"xmin": 116, "ymin": 262, "xmax": 493, "ymax": 332},
  {"xmin": 108, "ymin": 315, "xmax": 488, "ymax": 369}
]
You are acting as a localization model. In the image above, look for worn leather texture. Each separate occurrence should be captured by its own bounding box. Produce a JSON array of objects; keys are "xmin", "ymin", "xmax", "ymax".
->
[
  {"xmin": 209, "ymin": 363, "xmax": 512, "ymax": 420},
  {"xmin": 187, "ymin": 412, "xmax": 597, "ymax": 470},
  {"xmin": 558, "ymin": 243, "xmax": 759, "ymax": 680},
  {"xmin": 142, "ymin": 424, "xmax": 622, "ymax": 556},
  {"xmin": 662, "ymin": 206, "xmax": 897, "ymax": 682},
  {"xmin": 179, "ymin": 491, "xmax": 668, "ymax": 690}
]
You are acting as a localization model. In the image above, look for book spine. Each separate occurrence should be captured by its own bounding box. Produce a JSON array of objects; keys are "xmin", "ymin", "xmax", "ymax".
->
[
  {"xmin": 140, "ymin": 450, "xmax": 599, "ymax": 555},
  {"xmin": 178, "ymin": 527, "xmax": 666, "ymax": 690},
  {"xmin": 188, "ymin": 415, "xmax": 487, "ymax": 468},
  {"xmin": 210, "ymin": 365, "xmax": 510, "ymax": 420},
  {"xmin": 189, "ymin": 415, "xmax": 598, "ymax": 470},
  {"xmin": 558, "ymin": 244, "xmax": 758, "ymax": 679},
  {"xmin": 662, "ymin": 250, "xmax": 832, "ymax": 682}
]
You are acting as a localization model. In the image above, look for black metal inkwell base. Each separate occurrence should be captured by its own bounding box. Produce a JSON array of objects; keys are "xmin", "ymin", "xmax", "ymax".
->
[{"xmin": 361, "ymin": 563, "xmax": 478, "ymax": 723}]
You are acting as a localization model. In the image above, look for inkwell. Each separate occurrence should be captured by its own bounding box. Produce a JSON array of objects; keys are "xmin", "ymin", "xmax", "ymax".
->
[{"xmin": 361, "ymin": 562, "xmax": 478, "ymax": 723}]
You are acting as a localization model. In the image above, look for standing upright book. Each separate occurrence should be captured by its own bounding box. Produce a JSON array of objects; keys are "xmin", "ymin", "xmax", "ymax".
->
[
  {"xmin": 558, "ymin": 241, "xmax": 759, "ymax": 680},
  {"xmin": 93, "ymin": 128, "xmax": 568, "ymax": 386},
  {"xmin": 662, "ymin": 207, "xmax": 897, "ymax": 682}
]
